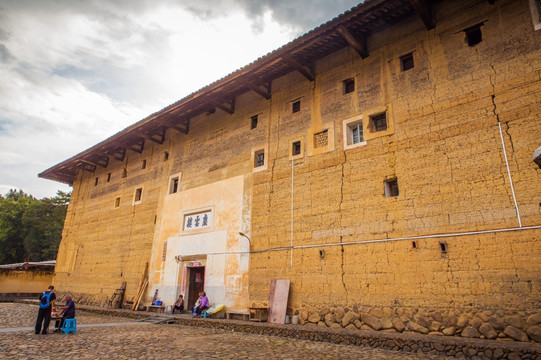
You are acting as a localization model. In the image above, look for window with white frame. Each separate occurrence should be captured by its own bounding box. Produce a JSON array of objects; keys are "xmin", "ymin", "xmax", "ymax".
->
[
  {"xmin": 133, "ymin": 187, "xmax": 143, "ymax": 205},
  {"xmin": 254, "ymin": 149, "xmax": 265, "ymax": 168},
  {"xmin": 252, "ymin": 145, "xmax": 268, "ymax": 172},
  {"xmin": 168, "ymin": 173, "xmax": 181, "ymax": 195},
  {"xmin": 343, "ymin": 116, "xmax": 366, "ymax": 150}
]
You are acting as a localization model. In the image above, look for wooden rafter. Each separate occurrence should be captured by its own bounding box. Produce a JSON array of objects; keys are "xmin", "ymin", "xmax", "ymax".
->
[
  {"xmin": 206, "ymin": 97, "xmax": 235, "ymax": 115},
  {"xmin": 93, "ymin": 148, "xmax": 122, "ymax": 162},
  {"xmin": 182, "ymin": 118, "xmax": 190, "ymax": 134},
  {"xmin": 139, "ymin": 127, "xmax": 165, "ymax": 144},
  {"xmin": 88, "ymin": 155, "xmax": 109, "ymax": 168},
  {"xmin": 52, "ymin": 170, "xmax": 76, "ymax": 183},
  {"xmin": 111, "ymin": 139, "xmax": 144, "ymax": 154},
  {"xmin": 245, "ymin": 81, "xmax": 271, "ymax": 100},
  {"xmin": 337, "ymin": 26, "xmax": 369, "ymax": 59},
  {"xmin": 409, "ymin": 0, "xmax": 435, "ymax": 30},
  {"xmin": 78, "ymin": 158, "xmax": 104, "ymax": 168},
  {"xmin": 155, "ymin": 117, "xmax": 189, "ymax": 134},
  {"xmin": 77, "ymin": 162, "xmax": 96, "ymax": 172},
  {"xmin": 281, "ymin": 54, "xmax": 314, "ymax": 81}
]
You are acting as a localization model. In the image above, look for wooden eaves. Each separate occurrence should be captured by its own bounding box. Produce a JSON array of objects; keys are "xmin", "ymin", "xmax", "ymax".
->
[{"xmin": 39, "ymin": 0, "xmax": 437, "ymax": 185}]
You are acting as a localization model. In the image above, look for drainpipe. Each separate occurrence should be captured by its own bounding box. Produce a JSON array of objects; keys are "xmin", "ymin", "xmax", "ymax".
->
[
  {"xmin": 497, "ymin": 122, "xmax": 521, "ymax": 227},
  {"xmin": 290, "ymin": 157, "xmax": 294, "ymax": 268},
  {"xmin": 534, "ymin": 146, "xmax": 541, "ymax": 168}
]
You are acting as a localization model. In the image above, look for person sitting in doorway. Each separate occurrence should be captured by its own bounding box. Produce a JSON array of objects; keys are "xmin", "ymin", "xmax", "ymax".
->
[
  {"xmin": 173, "ymin": 294, "xmax": 184, "ymax": 314},
  {"xmin": 192, "ymin": 292, "xmax": 202, "ymax": 317},
  {"xmin": 54, "ymin": 293, "xmax": 75, "ymax": 332},
  {"xmin": 193, "ymin": 292, "xmax": 209, "ymax": 318}
]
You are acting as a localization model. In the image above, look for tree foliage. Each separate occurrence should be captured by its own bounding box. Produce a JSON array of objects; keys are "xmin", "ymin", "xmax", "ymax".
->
[{"xmin": 0, "ymin": 189, "xmax": 70, "ymax": 265}]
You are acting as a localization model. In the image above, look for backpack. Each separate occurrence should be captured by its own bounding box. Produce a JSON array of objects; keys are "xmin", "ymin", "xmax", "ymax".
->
[{"xmin": 40, "ymin": 292, "xmax": 52, "ymax": 309}]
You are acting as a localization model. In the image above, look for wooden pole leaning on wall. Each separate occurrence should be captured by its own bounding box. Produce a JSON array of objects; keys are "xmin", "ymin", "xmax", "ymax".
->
[
  {"xmin": 134, "ymin": 280, "xmax": 148, "ymax": 312},
  {"xmin": 132, "ymin": 262, "xmax": 149, "ymax": 311}
]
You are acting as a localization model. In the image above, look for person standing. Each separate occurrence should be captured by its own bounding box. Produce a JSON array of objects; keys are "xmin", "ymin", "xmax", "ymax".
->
[{"xmin": 35, "ymin": 285, "xmax": 56, "ymax": 335}]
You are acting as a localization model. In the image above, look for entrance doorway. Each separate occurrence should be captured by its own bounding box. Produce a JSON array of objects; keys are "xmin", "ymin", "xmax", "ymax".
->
[{"xmin": 187, "ymin": 266, "xmax": 205, "ymax": 309}]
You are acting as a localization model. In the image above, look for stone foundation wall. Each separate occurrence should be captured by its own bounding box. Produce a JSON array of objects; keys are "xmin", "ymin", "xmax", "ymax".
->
[{"xmin": 296, "ymin": 306, "xmax": 541, "ymax": 344}]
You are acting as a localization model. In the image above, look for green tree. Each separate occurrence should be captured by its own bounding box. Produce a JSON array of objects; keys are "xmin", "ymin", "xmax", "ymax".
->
[{"xmin": 0, "ymin": 189, "xmax": 70, "ymax": 265}]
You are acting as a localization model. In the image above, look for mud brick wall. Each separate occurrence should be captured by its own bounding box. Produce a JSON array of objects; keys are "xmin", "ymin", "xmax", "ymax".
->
[
  {"xmin": 53, "ymin": 82, "xmax": 270, "ymax": 305},
  {"xmin": 249, "ymin": 0, "xmax": 541, "ymax": 340}
]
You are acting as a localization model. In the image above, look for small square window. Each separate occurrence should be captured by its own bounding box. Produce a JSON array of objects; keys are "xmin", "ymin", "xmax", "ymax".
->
[
  {"xmin": 343, "ymin": 78, "xmax": 355, "ymax": 94},
  {"xmin": 400, "ymin": 53, "xmax": 414, "ymax": 71},
  {"xmin": 314, "ymin": 129, "xmax": 328, "ymax": 148},
  {"xmin": 464, "ymin": 23, "xmax": 483, "ymax": 47},
  {"xmin": 384, "ymin": 179, "xmax": 399, "ymax": 197},
  {"xmin": 292, "ymin": 141, "xmax": 301, "ymax": 156},
  {"xmin": 292, "ymin": 99, "xmax": 301, "ymax": 113},
  {"xmin": 169, "ymin": 176, "xmax": 179, "ymax": 194},
  {"xmin": 164, "ymin": 152, "xmax": 169, "ymax": 161},
  {"xmin": 107, "ymin": 173, "xmax": 111, "ymax": 182},
  {"xmin": 371, "ymin": 113, "xmax": 387, "ymax": 132},
  {"xmin": 250, "ymin": 115, "xmax": 258, "ymax": 130},
  {"xmin": 142, "ymin": 160, "xmax": 147, "ymax": 169},
  {"xmin": 439, "ymin": 242, "xmax": 448, "ymax": 254},
  {"xmin": 94, "ymin": 177, "xmax": 99, "ymax": 186},
  {"xmin": 115, "ymin": 197, "xmax": 120, "ymax": 208},
  {"xmin": 134, "ymin": 188, "xmax": 143, "ymax": 203},
  {"xmin": 254, "ymin": 149, "xmax": 265, "ymax": 168}
]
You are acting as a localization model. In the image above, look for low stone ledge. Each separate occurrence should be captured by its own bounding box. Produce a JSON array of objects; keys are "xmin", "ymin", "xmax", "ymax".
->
[
  {"xmin": 172, "ymin": 317, "xmax": 541, "ymax": 360},
  {"xmin": 17, "ymin": 301, "xmax": 541, "ymax": 359}
]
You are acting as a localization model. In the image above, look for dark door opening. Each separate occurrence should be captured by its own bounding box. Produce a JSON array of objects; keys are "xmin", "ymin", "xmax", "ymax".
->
[{"xmin": 187, "ymin": 266, "xmax": 205, "ymax": 309}]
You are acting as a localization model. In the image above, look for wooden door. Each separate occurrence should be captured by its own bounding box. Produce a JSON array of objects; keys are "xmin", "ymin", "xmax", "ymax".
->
[
  {"xmin": 268, "ymin": 279, "xmax": 290, "ymax": 324},
  {"xmin": 188, "ymin": 266, "xmax": 205, "ymax": 309}
]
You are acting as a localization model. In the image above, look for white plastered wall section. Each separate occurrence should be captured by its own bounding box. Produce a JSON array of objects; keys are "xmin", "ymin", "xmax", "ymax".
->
[
  {"xmin": 149, "ymin": 175, "xmax": 250, "ymax": 310},
  {"xmin": 165, "ymin": 230, "xmax": 228, "ymax": 307}
]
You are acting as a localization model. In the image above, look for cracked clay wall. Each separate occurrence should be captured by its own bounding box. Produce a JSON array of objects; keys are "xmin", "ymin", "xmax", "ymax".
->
[{"xmin": 249, "ymin": 0, "xmax": 541, "ymax": 317}]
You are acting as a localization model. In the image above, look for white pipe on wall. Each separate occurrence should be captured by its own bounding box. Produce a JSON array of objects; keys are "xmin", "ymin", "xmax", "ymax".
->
[
  {"xmin": 290, "ymin": 157, "xmax": 294, "ymax": 267},
  {"xmin": 197, "ymin": 225, "xmax": 541, "ymax": 256},
  {"xmin": 498, "ymin": 122, "xmax": 522, "ymax": 227}
]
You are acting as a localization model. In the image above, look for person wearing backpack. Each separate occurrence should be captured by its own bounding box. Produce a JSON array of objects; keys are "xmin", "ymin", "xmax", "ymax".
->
[{"xmin": 35, "ymin": 285, "xmax": 56, "ymax": 335}]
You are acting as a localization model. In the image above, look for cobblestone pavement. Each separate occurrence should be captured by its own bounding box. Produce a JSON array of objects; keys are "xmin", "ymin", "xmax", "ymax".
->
[{"xmin": 0, "ymin": 303, "xmax": 453, "ymax": 359}]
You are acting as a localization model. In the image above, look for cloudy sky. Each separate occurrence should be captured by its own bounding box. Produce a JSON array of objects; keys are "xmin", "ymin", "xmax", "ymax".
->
[{"xmin": 0, "ymin": 0, "xmax": 359, "ymax": 199}]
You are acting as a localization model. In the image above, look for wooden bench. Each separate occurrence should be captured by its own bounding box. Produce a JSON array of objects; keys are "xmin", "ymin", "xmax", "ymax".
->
[
  {"xmin": 226, "ymin": 310, "xmax": 250, "ymax": 321},
  {"xmin": 145, "ymin": 305, "xmax": 164, "ymax": 313},
  {"xmin": 249, "ymin": 307, "xmax": 268, "ymax": 322}
]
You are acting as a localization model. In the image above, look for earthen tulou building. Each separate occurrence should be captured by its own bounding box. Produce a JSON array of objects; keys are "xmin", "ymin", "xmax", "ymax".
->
[{"xmin": 40, "ymin": 0, "xmax": 541, "ymax": 343}]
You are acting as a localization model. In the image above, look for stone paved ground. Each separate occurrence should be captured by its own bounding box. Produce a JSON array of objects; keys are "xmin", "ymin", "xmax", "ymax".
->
[{"xmin": 0, "ymin": 303, "xmax": 453, "ymax": 359}]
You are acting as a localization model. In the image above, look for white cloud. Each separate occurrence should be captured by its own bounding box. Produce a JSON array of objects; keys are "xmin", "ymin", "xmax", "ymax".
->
[{"xmin": 0, "ymin": 0, "xmax": 358, "ymax": 199}]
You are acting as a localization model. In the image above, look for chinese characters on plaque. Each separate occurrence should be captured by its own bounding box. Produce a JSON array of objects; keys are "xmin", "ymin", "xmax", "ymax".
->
[{"xmin": 183, "ymin": 210, "xmax": 212, "ymax": 231}]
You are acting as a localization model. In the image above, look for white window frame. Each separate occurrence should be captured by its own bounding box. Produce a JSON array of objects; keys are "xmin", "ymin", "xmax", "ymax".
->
[
  {"xmin": 133, "ymin": 187, "xmax": 143, "ymax": 205},
  {"xmin": 168, "ymin": 172, "xmax": 181, "ymax": 195},
  {"xmin": 289, "ymin": 139, "xmax": 304, "ymax": 160},
  {"xmin": 343, "ymin": 115, "xmax": 367, "ymax": 150},
  {"xmin": 251, "ymin": 145, "xmax": 268, "ymax": 172}
]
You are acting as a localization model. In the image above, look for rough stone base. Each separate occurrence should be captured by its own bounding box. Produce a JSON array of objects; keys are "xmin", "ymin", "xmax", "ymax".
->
[
  {"xmin": 295, "ymin": 306, "xmax": 541, "ymax": 345},
  {"xmin": 25, "ymin": 301, "xmax": 539, "ymax": 360}
]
